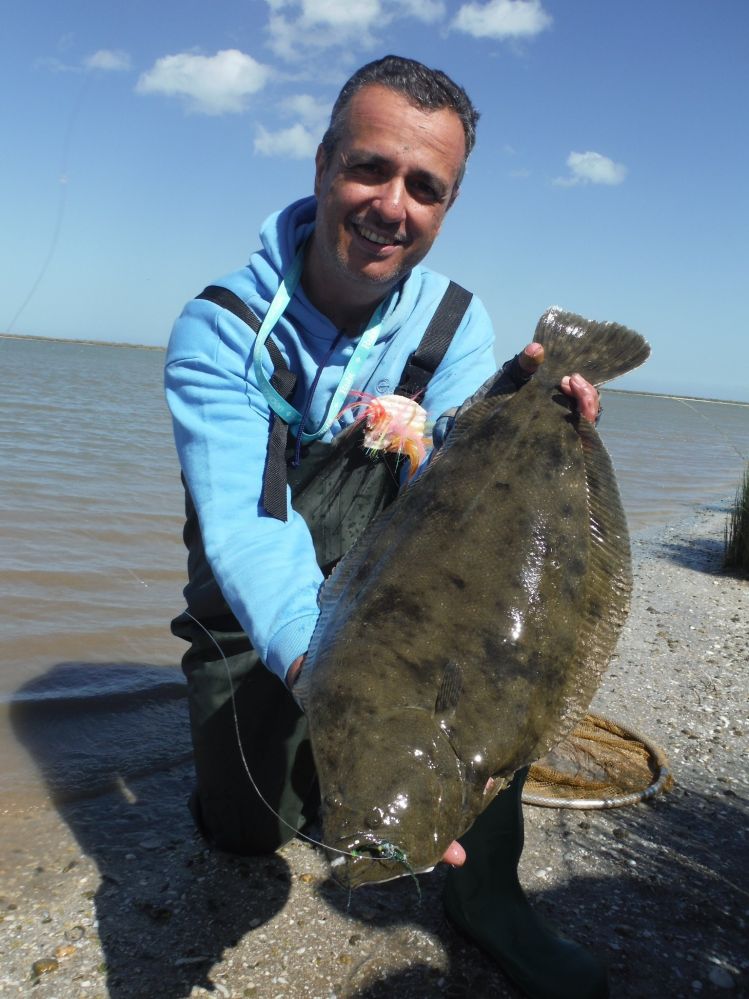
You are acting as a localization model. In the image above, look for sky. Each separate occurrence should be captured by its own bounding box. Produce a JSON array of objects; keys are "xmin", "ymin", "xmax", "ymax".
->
[{"xmin": 2, "ymin": 0, "xmax": 747, "ymax": 401}]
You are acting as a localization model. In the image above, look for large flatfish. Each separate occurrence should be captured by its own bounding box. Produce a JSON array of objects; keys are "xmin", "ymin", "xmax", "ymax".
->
[{"xmin": 297, "ymin": 308, "xmax": 650, "ymax": 887}]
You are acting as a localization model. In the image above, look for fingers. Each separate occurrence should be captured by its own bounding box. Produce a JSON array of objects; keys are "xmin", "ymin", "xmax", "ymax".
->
[
  {"xmin": 560, "ymin": 372, "xmax": 600, "ymax": 423},
  {"xmin": 441, "ymin": 840, "xmax": 466, "ymax": 867},
  {"xmin": 514, "ymin": 351, "xmax": 599, "ymax": 423},
  {"xmin": 517, "ymin": 342, "xmax": 545, "ymax": 373},
  {"xmin": 286, "ymin": 654, "xmax": 305, "ymax": 690}
]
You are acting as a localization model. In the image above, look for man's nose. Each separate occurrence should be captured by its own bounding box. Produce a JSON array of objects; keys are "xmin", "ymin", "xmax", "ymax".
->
[{"xmin": 373, "ymin": 177, "xmax": 407, "ymax": 222}]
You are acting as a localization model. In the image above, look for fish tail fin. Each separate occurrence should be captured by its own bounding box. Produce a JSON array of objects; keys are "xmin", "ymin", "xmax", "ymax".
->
[{"xmin": 533, "ymin": 307, "xmax": 651, "ymax": 387}]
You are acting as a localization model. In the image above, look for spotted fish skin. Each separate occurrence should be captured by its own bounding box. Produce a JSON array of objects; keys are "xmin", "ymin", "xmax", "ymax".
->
[{"xmin": 300, "ymin": 308, "xmax": 651, "ymax": 888}]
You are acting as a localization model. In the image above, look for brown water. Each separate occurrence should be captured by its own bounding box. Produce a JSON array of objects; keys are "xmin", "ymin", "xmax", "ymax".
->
[{"xmin": 2, "ymin": 337, "xmax": 748, "ymax": 814}]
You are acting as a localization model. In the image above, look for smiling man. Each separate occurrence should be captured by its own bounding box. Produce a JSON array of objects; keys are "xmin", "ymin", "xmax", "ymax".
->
[{"xmin": 165, "ymin": 55, "xmax": 605, "ymax": 999}]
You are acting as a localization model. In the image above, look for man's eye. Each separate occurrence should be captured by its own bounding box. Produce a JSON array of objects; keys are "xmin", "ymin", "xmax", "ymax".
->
[
  {"xmin": 350, "ymin": 162, "xmax": 381, "ymax": 177},
  {"xmin": 409, "ymin": 180, "xmax": 441, "ymax": 203}
]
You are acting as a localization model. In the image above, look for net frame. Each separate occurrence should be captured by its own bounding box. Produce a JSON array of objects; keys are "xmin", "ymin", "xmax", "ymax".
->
[{"xmin": 523, "ymin": 713, "xmax": 673, "ymax": 809}]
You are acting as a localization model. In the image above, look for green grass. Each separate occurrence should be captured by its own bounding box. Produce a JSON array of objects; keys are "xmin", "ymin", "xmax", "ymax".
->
[{"xmin": 724, "ymin": 463, "xmax": 749, "ymax": 573}]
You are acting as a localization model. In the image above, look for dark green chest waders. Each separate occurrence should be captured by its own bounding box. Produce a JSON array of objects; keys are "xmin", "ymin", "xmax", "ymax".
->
[{"xmin": 171, "ymin": 282, "xmax": 472, "ymax": 856}]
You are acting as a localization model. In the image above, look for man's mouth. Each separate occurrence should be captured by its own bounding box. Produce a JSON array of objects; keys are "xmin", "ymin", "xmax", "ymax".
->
[{"xmin": 352, "ymin": 221, "xmax": 405, "ymax": 248}]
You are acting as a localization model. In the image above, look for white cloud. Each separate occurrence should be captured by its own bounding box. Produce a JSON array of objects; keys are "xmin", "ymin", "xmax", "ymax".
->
[
  {"xmin": 303, "ymin": 0, "xmax": 384, "ymax": 29},
  {"xmin": 255, "ymin": 94, "xmax": 331, "ymax": 158},
  {"xmin": 37, "ymin": 48, "xmax": 133, "ymax": 74},
  {"xmin": 553, "ymin": 150, "xmax": 628, "ymax": 187},
  {"xmin": 255, "ymin": 123, "xmax": 320, "ymax": 158},
  {"xmin": 84, "ymin": 49, "xmax": 131, "ymax": 71},
  {"xmin": 265, "ymin": 0, "xmax": 448, "ymax": 61},
  {"xmin": 35, "ymin": 56, "xmax": 80, "ymax": 74},
  {"xmin": 452, "ymin": 0, "xmax": 551, "ymax": 39},
  {"xmin": 395, "ymin": 0, "xmax": 446, "ymax": 23},
  {"xmin": 135, "ymin": 49, "xmax": 272, "ymax": 115},
  {"xmin": 281, "ymin": 93, "xmax": 331, "ymax": 129},
  {"xmin": 267, "ymin": 3, "xmax": 380, "ymax": 59}
]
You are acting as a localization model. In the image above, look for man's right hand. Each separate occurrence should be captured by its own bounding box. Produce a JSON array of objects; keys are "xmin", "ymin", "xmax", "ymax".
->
[{"xmin": 286, "ymin": 655, "xmax": 305, "ymax": 691}]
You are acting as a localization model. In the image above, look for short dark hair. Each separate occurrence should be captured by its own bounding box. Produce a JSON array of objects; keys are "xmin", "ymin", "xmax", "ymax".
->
[{"xmin": 320, "ymin": 55, "xmax": 480, "ymax": 186}]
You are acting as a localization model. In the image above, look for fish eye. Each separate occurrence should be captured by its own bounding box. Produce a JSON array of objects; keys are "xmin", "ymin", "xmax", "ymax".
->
[
  {"xmin": 365, "ymin": 806, "xmax": 384, "ymax": 830},
  {"xmin": 324, "ymin": 792, "xmax": 344, "ymax": 809}
]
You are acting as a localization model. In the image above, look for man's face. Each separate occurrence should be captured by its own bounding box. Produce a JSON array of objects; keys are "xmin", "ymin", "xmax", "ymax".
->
[{"xmin": 309, "ymin": 85, "xmax": 466, "ymax": 306}]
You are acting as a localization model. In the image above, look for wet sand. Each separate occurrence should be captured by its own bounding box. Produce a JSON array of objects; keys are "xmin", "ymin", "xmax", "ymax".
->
[{"xmin": 1, "ymin": 501, "xmax": 746, "ymax": 999}]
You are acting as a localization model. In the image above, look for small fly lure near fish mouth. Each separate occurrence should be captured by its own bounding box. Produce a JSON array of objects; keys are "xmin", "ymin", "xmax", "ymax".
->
[
  {"xmin": 336, "ymin": 391, "xmax": 430, "ymax": 478},
  {"xmin": 331, "ymin": 839, "xmax": 424, "ymax": 900}
]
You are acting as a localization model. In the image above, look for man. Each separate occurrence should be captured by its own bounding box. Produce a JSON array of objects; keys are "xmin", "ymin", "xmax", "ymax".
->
[{"xmin": 166, "ymin": 55, "xmax": 605, "ymax": 999}]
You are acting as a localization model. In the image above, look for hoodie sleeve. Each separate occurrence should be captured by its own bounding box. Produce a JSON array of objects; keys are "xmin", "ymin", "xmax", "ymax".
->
[{"xmin": 165, "ymin": 298, "xmax": 322, "ymax": 684}]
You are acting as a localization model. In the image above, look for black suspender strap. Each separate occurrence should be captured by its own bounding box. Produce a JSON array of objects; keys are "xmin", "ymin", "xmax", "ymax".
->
[
  {"xmin": 198, "ymin": 284, "xmax": 260, "ymax": 337},
  {"xmin": 396, "ymin": 281, "xmax": 473, "ymax": 398},
  {"xmin": 196, "ymin": 285, "xmax": 296, "ymax": 522}
]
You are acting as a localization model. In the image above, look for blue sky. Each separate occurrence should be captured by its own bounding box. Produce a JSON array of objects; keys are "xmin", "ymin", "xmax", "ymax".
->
[{"xmin": 3, "ymin": 0, "xmax": 747, "ymax": 400}]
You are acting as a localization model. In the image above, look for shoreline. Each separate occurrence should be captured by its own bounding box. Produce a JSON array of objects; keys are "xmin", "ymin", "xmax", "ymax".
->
[
  {"xmin": 3, "ymin": 334, "xmax": 749, "ymax": 406},
  {"xmin": 1, "ymin": 500, "xmax": 746, "ymax": 998},
  {"xmin": 0, "ymin": 332, "xmax": 165, "ymax": 352}
]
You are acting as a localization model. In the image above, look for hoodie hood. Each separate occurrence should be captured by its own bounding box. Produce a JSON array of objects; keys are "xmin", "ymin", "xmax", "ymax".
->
[{"xmin": 258, "ymin": 196, "xmax": 317, "ymax": 280}]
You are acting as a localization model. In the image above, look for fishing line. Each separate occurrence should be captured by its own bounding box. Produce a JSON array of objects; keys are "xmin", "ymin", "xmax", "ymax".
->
[
  {"xmin": 183, "ymin": 610, "xmax": 413, "ymax": 873},
  {"xmin": 675, "ymin": 398, "xmax": 748, "ymax": 462},
  {"xmin": 7, "ymin": 76, "xmax": 90, "ymax": 333}
]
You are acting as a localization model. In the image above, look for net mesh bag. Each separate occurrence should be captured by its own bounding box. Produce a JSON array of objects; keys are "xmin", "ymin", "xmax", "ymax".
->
[{"xmin": 524, "ymin": 713, "xmax": 673, "ymax": 809}]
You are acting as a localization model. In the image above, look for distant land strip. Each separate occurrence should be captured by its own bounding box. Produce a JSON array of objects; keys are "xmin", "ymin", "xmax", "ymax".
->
[
  {"xmin": 604, "ymin": 388, "xmax": 749, "ymax": 408},
  {"xmin": 0, "ymin": 332, "xmax": 164, "ymax": 352},
  {"xmin": 2, "ymin": 332, "xmax": 748, "ymax": 407}
]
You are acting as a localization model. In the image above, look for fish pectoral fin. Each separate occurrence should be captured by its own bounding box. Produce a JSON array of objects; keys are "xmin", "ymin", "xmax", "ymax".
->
[
  {"xmin": 434, "ymin": 661, "xmax": 463, "ymax": 716},
  {"xmin": 483, "ymin": 773, "xmax": 511, "ymax": 803}
]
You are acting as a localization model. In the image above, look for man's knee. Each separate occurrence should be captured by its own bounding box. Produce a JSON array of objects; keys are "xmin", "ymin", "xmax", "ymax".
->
[{"xmin": 189, "ymin": 788, "xmax": 299, "ymax": 857}]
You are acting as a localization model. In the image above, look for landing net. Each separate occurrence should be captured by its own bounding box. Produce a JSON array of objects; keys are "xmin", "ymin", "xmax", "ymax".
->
[{"xmin": 524, "ymin": 713, "xmax": 673, "ymax": 809}]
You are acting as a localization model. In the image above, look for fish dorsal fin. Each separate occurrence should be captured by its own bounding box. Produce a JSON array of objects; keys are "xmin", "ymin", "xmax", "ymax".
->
[{"xmin": 434, "ymin": 661, "xmax": 463, "ymax": 717}]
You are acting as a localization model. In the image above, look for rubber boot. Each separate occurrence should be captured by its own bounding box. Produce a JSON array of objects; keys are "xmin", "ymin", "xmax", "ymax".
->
[{"xmin": 444, "ymin": 769, "xmax": 608, "ymax": 999}]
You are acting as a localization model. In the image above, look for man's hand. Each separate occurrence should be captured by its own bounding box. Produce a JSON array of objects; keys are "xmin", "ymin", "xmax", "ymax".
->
[
  {"xmin": 286, "ymin": 655, "xmax": 305, "ymax": 691},
  {"xmin": 442, "ymin": 840, "xmax": 466, "ymax": 866},
  {"xmin": 515, "ymin": 342, "xmax": 545, "ymax": 376},
  {"xmin": 517, "ymin": 342, "xmax": 601, "ymax": 423},
  {"xmin": 560, "ymin": 372, "xmax": 600, "ymax": 423}
]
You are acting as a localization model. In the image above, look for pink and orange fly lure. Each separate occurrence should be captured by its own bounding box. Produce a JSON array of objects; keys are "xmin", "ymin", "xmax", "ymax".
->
[{"xmin": 337, "ymin": 392, "xmax": 430, "ymax": 479}]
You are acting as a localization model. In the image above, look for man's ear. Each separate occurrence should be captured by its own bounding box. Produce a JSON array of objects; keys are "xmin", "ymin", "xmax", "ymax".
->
[{"xmin": 314, "ymin": 144, "xmax": 328, "ymax": 198}]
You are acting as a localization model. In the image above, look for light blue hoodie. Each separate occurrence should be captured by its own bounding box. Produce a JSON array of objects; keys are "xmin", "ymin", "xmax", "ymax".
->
[{"xmin": 165, "ymin": 196, "xmax": 496, "ymax": 683}]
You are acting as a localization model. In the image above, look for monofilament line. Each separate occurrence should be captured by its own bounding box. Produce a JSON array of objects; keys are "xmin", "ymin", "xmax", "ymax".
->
[{"xmin": 183, "ymin": 611, "xmax": 410, "ymax": 869}]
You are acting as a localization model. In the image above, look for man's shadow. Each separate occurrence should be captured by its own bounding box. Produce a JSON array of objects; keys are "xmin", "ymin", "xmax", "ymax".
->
[
  {"xmin": 10, "ymin": 660, "xmax": 293, "ymax": 999},
  {"xmin": 319, "ymin": 780, "xmax": 748, "ymax": 998},
  {"xmin": 14, "ymin": 662, "xmax": 747, "ymax": 997}
]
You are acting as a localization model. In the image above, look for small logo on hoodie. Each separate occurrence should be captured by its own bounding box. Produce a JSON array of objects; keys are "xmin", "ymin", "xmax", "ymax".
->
[{"xmin": 375, "ymin": 379, "xmax": 391, "ymax": 394}]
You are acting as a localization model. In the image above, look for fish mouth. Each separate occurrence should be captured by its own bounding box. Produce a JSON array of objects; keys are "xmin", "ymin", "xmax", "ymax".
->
[{"xmin": 327, "ymin": 835, "xmax": 433, "ymax": 888}]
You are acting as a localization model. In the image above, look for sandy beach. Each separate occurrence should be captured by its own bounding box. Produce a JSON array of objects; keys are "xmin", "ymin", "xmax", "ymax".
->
[{"xmin": 1, "ymin": 500, "xmax": 746, "ymax": 999}]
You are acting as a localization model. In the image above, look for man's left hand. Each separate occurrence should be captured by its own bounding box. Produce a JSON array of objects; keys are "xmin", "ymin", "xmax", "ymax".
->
[
  {"xmin": 560, "ymin": 371, "xmax": 600, "ymax": 423},
  {"xmin": 516, "ymin": 344, "xmax": 600, "ymax": 423}
]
